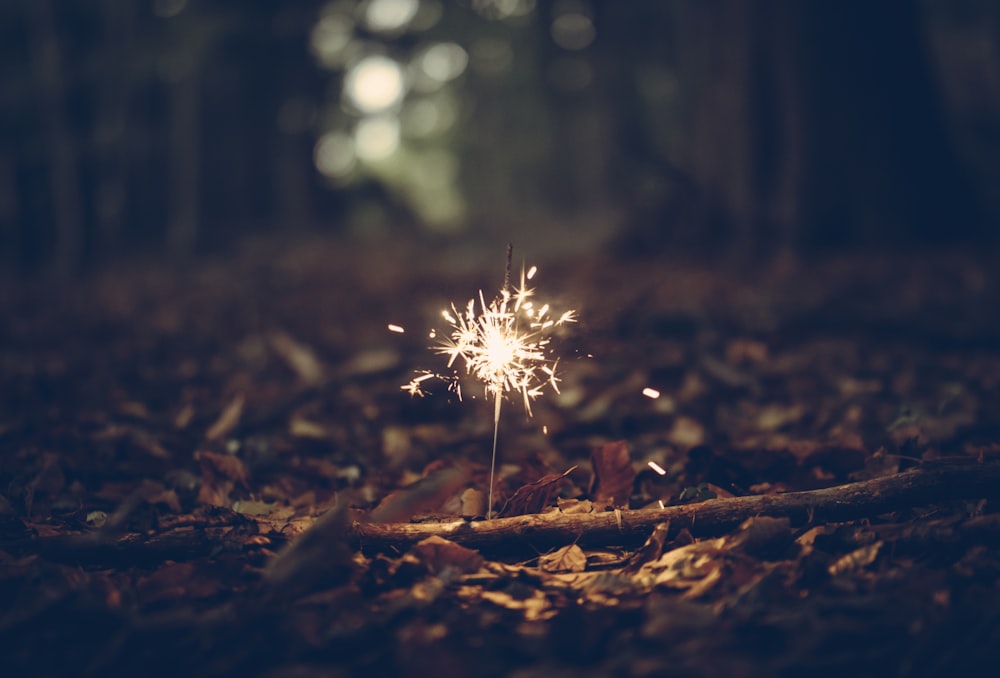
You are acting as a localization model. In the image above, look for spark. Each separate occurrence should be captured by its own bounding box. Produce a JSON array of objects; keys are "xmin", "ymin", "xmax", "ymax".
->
[
  {"xmin": 647, "ymin": 460, "xmax": 667, "ymax": 476},
  {"xmin": 642, "ymin": 387, "xmax": 661, "ymax": 399},
  {"xmin": 387, "ymin": 323, "xmax": 405, "ymax": 333},
  {"xmin": 400, "ymin": 245, "xmax": 576, "ymax": 518}
]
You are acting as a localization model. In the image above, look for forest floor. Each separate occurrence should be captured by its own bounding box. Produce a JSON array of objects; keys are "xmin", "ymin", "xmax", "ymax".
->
[{"xmin": 2, "ymin": 235, "xmax": 1000, "ymax": 677}]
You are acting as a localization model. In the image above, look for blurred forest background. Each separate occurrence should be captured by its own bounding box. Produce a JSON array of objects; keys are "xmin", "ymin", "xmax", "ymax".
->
[{"xmin": 2, "ymin": 0, "xmax": 1000, "ymax": 275}]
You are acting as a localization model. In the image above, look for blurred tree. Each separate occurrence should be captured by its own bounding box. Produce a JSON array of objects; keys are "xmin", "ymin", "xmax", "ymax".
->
[
  {"xmin": 671, "ymin": 0, "xmax": 988, "ymax": 255},
  {"xmin": 2, "ymin": 0, "xmax": 998, "ymax": 276},
  {"xmin": 28, "ymin": 0, "xmax": 83, "ymax": 275}
]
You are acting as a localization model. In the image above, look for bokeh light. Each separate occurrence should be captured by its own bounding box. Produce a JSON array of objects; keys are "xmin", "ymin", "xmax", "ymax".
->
[
  {"xmin": 551, "ymin": 11, "xmax": 595, "ymax": 51},
  {"xmin": 344, "ymin": 55, "xmax": 407, "ymax": 113},
  {"xmin": 314, "ymin": 131, "xmax": 357, "ymax": 179},
  {"xmin": 472, "ymin": 0, "xmax": 536, "ymax": 21},
  {"xmin": 418, "ymin": 42, "xmax": 469, "ymax": 84},
  {"xmin": 362, "ymin": 0, "xmax": 420, "ymax": 34},
  {"xmin": 310, "ymin": 14, "xmax": 356, "ymax": 69},
  {"xmin": 402, "ymin": 96, "xmax": 458, "ymax": 137},
  {"xmin": 354, "ymin": 115, "xmax": 401, "ymax": 162}
]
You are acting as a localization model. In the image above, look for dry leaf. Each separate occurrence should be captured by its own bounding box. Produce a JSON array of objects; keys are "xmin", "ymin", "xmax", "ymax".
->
[
  {"xmin": 539, "ymin": 544, "xmax": 587, "ymax": 573},
  {"xmin": 828, "ymin": 540, "xmax": 883, "ymax": 576},
  {"xmin": 270, "ymin": 330, "xmax": 324, "ymax": 385},
  {"xmin": 590, "ymin": 441, "xmax": 635, "ymax": 509},
  {"xmin": 205, "ymin": 392, "xmax": 245, "ymax": 441},
  {"xmin": 411, "ymin": 535, "xmax": 484, "ymax": 574},
  {"xmin": 195, "ymin": 449, "xmax": 250, "ymax": 506},
  {"xmin": 635, "ymin": 538, "xmax": 727, "ymax": 597},
  {"xmin": 499, "ymin": 466, "xmax": 576, "ymax": 517},
  {"xmin": 624, "ymin": 521, "xmax": 670, "ymax": 573},
  {"xmin": 479, "ymin": 588, "xmax": 555, "ymax": 621},
  {"xmin": 460, "ymin": 487, "xmax": 486, "ymax": 518},
  {"xmin": 725, "ymin": 516, "xmax": 792, "ymax": 555},
  {"xmin": 370, "ymin": 465, "xmax": 470, "ymax": 523}
]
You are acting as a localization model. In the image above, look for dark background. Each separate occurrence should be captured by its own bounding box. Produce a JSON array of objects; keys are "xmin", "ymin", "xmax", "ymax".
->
[{"xmin": 2, "ymin": 0, "xmax": 1000, "ymax": 275}]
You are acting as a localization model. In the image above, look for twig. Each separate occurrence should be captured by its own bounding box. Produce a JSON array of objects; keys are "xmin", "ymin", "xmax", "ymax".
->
[{"xmin": 352, "ymin": 460, "xmax": 1000, "ymax": 554}]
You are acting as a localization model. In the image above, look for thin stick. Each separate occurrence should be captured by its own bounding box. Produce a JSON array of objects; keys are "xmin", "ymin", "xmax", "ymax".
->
[
  {"xmin": 352, "ymin": 460, "xmax": 1000, "ymax": 554},
  {"xmin": 503, "ymin": 242, "xmax": 512, "ymax": 293}
]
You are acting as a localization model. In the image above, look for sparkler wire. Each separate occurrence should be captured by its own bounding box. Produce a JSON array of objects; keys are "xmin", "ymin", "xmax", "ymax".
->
[{"xmin": 400, "ymin": 245, "xmax": 576, "ymax": 519}]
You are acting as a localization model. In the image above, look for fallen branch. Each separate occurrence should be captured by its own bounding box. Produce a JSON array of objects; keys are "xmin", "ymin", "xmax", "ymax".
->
[{"xmin": 352, "ymin": 460, "xmax": 1000, "ymax": 554}]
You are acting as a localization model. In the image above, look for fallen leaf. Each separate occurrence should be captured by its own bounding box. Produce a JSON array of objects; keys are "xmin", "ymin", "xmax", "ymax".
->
[
  {"xmin": 557, "ymin": 498, "xmax": 594, "ymax": 514},
  {"xmin": 635, "ymin": 538, "xmax": 729, "ymax": 598},
  {"xmin": 539, "ymin": 544, "xmax": 587, "ymax": 573},
  {"xmin": 264, "ymin": 500, "xmax": 356, "ymax": 596},
  {"xmin": 205, "ymin": 392, "xmax": 245, "ymax": 441},
  {"xmin": 195, "ymin": 450, "xmax": 250, "ymax": 507},
  {"xmin": 270, "ymin": 330, "xmax": 325, "ymax": 385},
  {"xmin": 725, "ymin": 516, "xmax": 792, "ymax": 556},
  {"xmin": 370, "ymin": 465, "xmax": 470, "ymax": 523},
  {"xmin": 478, "ymin": 588, "xmax": 556, "ymax": 621},
  {"xmin": 460, "ymin": 487, "xmax": 486, "ymax": 518},
  {"xmin": 590, "ymin": 441, "xmax": 635, "ymax": 509},
  {"xmin": 624, "ymin": 521, "xmax": 670, "ymax": 573},
  {"xmin": 411, "ymin": 535, "xmax": 484, "ymax": 574},
  {"xmin": 499, "ymin": 466, "xmax": 577, "ymax": 517},
  {"xmin": 828, "ymin": 541, "xmax": 883, "ymax": 577}
]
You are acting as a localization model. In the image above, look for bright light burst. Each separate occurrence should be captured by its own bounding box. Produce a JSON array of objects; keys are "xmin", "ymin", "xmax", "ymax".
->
[
  {"xmin": 399, "ymin": 246, "xmax": 576, "ymax": 518},
  {"xmin": 403, "ymin": 257, "xmax": 575, "ymax": 409}
]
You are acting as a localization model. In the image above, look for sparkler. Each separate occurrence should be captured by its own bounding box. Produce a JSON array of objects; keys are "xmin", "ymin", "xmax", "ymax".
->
[{"xmin": 397, "ymin": 245, "xmax": 576, "ymax": 519}]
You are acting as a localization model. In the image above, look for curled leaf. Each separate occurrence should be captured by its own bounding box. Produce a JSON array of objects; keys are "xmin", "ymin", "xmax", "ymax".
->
[
  {"xmin": 499, "ymin": 466, "xmax": 577, "ymax": 517},
  {"xmin": 590, "ymin": 441, "xmax": 635, "ymax": 509}
]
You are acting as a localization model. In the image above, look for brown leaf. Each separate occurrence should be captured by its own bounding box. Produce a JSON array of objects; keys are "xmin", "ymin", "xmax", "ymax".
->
[
  {"xmin": 539, "ymin": 544, "xmax": 587, "ymax": 573},
  {"xmin": 370, "ymin": 465, "xmax": 470, "ymax": 523},
  {"xmin": 498, "ymin": 466, "xmax": 577, "ymax": 518},
  {"xmin": 635, "ymin": 537, "xmax": 728, "ymax": 597},
  {"xmin": 270, "ymin": 331, "xmax": 325, "ymax": 385},
  {"xmin": 411, "ymin": 535, "xmax": 484, "ymax": 574},
  {"xmin": 205, "ymin": 392, "xmax": 245, "ymax": 441},
  {"xmin": 195, "ymin": 450, "xmax": 250, "ymax": 507},
  {"xmin": 136, "ymin": 478, "xmax": 182, "ymax": 513},
  {"xmin": 136, "ymin": 562, "xmax": 224, "ymax": 604},
  {"xmin": 623, "ymin": 521, "xmax": 670, "ymax": 574},
  {"xmin": 725, "ymin": 516, "xmax": 792, "ymax": 556},
  {"xmin": 459, "ymin": 487, "xmax": 486, "ymax": 519},
  {"xmin": 590, "ymin": 441, "xmax": 635, "ymax": 509},
  {"xmin": 827, "ymin": 541, "xmax": 883, "ymax": 577},
  {"xmin": 478, "ymin": 588, "xmax": 555, "ymax": 621}
]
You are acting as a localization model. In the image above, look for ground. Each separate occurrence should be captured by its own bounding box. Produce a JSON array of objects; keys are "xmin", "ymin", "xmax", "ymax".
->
[{"xmin": 2, "ymin": 236, "xmax": 1000, "ymax": 677}]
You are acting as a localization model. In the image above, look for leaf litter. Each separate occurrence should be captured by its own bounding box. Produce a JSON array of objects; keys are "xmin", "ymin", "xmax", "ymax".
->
[{"xmin": 1, "ymin": 242, "xmax": 1000, "ymax": 675}]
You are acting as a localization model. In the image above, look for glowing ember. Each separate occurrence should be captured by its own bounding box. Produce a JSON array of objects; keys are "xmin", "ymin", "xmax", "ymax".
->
[
  {"xmin": 398, "ymin": 245, "xmax": 576, "ymax": 518},
  {"xmin": 642, "ymin": 387, "xmax": 661, "ymax": 399},
  {"xmin": 387, "ymin": 323, "xmax": 405, "ymax": 333}
]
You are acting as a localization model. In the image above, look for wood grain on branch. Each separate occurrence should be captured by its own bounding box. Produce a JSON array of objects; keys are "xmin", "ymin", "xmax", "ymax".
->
[{"xmin": 352, "ymin": 460, "xmax": 1000, "ymax": 554}]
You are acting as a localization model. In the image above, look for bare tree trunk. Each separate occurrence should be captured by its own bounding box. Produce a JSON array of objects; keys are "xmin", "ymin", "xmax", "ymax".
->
[
  {"xmin": 29, "ymin": 0, "xmax": 82, "ymax": 275},
  {"xmin": 680, "ymin": 0, "xmax": 985, "ymax": 254},
  {"xmin": 0, "ymin": 153, "xmax": 17, "ymax": 273},
  {"xmin": 94, "ymin": 0, "xmax": 135, "ymax": 257},
  {"xmin": 275, "ymin": 115, "xmax": 314, "ymax": 233},
  {"xmin": 166, "ymin": 66, "xmax": 201, "ymax": 254}
]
